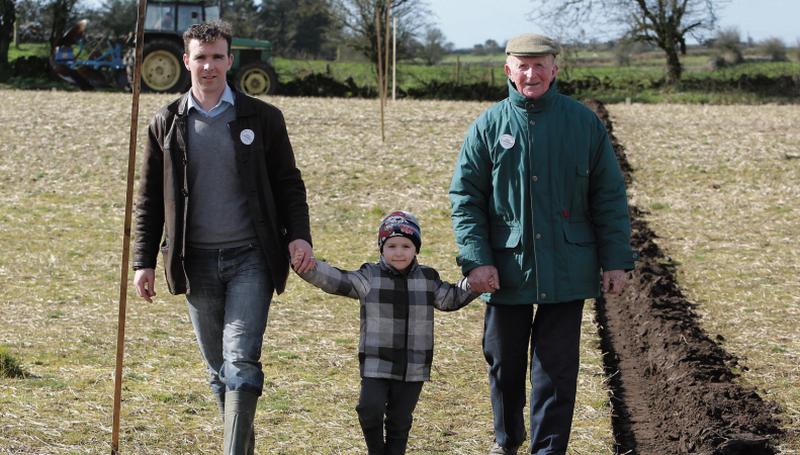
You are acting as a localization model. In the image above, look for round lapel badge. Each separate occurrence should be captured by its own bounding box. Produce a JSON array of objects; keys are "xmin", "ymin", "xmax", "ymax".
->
[
  {"xmin": 499, "ymin": 133, "xmax": 516, "ymax": 150},
  {"xmin": 240, "ymin": 129, "xmax": 255, "ymax": 145}
]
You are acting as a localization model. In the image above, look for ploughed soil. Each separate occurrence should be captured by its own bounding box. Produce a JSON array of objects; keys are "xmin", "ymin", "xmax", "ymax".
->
[{"xmin": 585, "ymin": 100, "xmax": 784, "ymax": 455}]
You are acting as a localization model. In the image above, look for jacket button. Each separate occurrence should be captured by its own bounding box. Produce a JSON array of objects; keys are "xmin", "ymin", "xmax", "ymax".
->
[
  {"xmin": 535, "ymin": 233, "xmax": 542, "ymax": 239},
  {"xmin": 532, "ymin": 175, "xmax": 538, "ymax": 182},
  {"xmin": 529, "ymin": 120, "xmax": 535, "ymax": 125},
  {"xmin": 540, "ymin": 293, "xmax": 547, "ymax": 299}
]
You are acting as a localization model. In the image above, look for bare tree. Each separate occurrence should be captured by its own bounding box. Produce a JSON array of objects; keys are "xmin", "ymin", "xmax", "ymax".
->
[
  {"xmin": 416, "ymin": 25, "xmax": 451, "ymax": 65},
  {"xmin": 530, "ymin": 0, "xmax": 722, "ymax": 84},
  {"xmin": 333, "ymin": 0, "xmax": 430, "ymax": 62}
]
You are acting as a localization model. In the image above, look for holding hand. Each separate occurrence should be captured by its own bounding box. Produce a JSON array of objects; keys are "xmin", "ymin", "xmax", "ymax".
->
[
  {"xmin": 467, "ymin": 265, "xmax": 500, "ymax": 293},
  {"xmin": 289, "ymin": 239, "xmax": 315, "ymax": 273}
]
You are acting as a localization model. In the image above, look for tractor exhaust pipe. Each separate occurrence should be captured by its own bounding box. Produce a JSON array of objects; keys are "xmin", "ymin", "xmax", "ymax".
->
[{"xmin": 110, "ymin": 0, "xmax": 147, "ymax": 453}]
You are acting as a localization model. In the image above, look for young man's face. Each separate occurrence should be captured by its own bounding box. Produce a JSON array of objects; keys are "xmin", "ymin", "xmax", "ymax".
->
[
  {"xmin": 504, "ymin": 54, "xmax": 558, "ymax": 100},
  {"xmin": 382, "ymin": 236, "xmax": 416, "ymax": 272},
  {"xmin": 183, "ymin": 38, "xmax": 233, "ymax": 96}
]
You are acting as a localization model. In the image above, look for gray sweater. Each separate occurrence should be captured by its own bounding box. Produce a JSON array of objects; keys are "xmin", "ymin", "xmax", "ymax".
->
[{"xmin": 186, "ymin": 108, "xmax": 257, "ymax": 249}]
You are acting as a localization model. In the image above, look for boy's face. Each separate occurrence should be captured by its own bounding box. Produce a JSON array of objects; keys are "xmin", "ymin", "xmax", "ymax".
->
[{"xmin": 382, "ymin": 236, "xmax": 416, "ymax": 272}]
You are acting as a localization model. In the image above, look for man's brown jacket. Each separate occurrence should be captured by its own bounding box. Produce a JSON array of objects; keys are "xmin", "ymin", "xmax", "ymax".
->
[{"xmin": 133, "ymin": 88, "xmax": 311, "ymax": 295}]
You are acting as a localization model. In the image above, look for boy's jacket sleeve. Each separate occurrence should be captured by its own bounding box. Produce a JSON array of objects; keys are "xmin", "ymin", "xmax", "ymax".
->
[{"xmin": 298, "ymin": 260, "xmax": 369, "ymax": 299}]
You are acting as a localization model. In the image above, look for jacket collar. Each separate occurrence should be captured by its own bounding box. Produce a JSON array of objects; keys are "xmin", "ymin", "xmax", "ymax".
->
[
  {"xmin": 508, "ymin": 78, "xmax": 558, "ymax": 112},
  {"xmin": 379, "ymin": 256, "xmax": 419, "ymax": 276},
  {"xmin": 175, "ymin": 84, "xmax": 258, "ymax": 118}
]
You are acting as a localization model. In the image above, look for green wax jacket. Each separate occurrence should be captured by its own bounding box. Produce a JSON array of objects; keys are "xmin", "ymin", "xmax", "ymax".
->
[{"xmin": 449, "ymin": 80, "xmax": 636, "ymax": 304}]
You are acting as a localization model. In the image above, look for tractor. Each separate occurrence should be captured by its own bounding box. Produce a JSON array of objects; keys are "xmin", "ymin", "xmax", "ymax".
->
[{"xmin": 51, "ymin": 0, "xmax": 279, "ymax": 96}]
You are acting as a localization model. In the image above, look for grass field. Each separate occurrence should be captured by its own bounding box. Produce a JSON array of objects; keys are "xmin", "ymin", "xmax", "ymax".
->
[
  {"xmin": 0, "ymin": 91, "xmax": 614, "ymax": 454},
  {"xmin": 610, "ymin": 103, "xmax": 800, "ymax": 454}
]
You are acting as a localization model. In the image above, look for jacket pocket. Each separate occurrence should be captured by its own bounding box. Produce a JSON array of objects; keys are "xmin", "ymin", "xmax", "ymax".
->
[
  {"xmin": 563, "ymin": 221, "xmax": 595, "ymax": 246},
  {"xmin": 490, "ymin": 222, "xmax": 523, "ymax": 289},
  {"xmin": 563, "ymin": 222, "xmax": 599, "ymax": 293},
  {"xmin": 570, "ymin": 165, "xmax": 591, "ymax": 221}
]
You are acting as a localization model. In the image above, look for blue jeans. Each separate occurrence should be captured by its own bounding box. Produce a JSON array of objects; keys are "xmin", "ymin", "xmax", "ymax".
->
[
  {"xmin": 184, "ymin": 244, "xmax": 273, "ymax": 397},
  {"xmin": 483, "ymin": 301, "xmax": 584, "ymax": 455}
]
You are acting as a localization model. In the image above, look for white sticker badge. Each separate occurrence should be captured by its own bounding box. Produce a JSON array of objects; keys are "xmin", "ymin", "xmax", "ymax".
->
[
  {"xmin": 499, "ymin": 134, "xmax": 516, "ymax": 150},
  {"xmin": 240, "ymin": 129, "xmax": 255, "ymax": 145}
]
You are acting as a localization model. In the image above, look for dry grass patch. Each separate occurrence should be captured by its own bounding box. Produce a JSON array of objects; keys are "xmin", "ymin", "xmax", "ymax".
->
[
  {"xmin": 610, "ymin": 103, "xmax": 800, "ymax": 454},
  {"xmin": 0, "ymin": 90, "xmax": 613, "ymax": 454}
]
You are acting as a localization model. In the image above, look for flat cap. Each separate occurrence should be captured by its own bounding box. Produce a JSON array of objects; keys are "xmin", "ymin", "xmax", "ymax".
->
[{"xmin": 505, "ymin": 33, "xmax": 560, "ymax": 56}]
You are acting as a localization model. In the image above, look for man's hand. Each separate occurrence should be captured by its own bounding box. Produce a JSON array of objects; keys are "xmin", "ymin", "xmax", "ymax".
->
[
  {"xmin": 602, "ymin": 269, "xmax": 628, "ymax": 296},
  {"xmin": 134, "ymin": 268, "xmax": 157, "ymax": 303},
  {"xmin": 467, "ymin": 265, "xmax": 500, "ymax": 293},
  {"xmin": 289, "ymin": 239, "xmax": 315, "ymax": 273}
]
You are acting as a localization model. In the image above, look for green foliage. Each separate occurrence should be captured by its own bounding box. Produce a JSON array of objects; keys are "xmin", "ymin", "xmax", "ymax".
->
[{"xmin": 0, "ymin": 345, "xmax": 27, "ymax": 378}]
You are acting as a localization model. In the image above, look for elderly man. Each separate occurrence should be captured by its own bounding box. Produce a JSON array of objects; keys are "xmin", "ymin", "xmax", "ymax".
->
[
  {"xmin": 132, "ymin": 21, "xmax": 314, "ymax": 454},
  {"xmin": 449, "ymin": 34, "xmax": 636, "ymax": 455}
]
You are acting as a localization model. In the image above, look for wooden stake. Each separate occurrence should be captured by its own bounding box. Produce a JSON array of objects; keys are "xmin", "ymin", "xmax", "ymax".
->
[
  {"xmin": 375, "ymin": 5, "xmax": 385, "ymax": 142},
  {"xmin": 392, "ymin": 17, "xmax": 397, "ymax": 101},
  {"xmin": 384, "ymin": 5, "xmax": 390, "ymax": 106},
  {"xmin": 111, "ymin": 0, "xmax": 147, "ymax": 452}
]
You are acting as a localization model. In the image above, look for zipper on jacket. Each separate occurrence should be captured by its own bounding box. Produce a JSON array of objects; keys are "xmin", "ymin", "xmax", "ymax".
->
[
  {"xmin": 400, "ymin": 275, "xmax": 411, "ymax": 381},
  {"xmin": 526, "ymin": 109, "xmax": 541, "ymax": 301}
]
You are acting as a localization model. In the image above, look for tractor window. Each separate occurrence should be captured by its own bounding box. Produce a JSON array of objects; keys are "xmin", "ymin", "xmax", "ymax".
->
[
  {"xmin": 177, "ymin": 5, "xmax": 203, "ymax": 31},
  {"xmin": 205, "ymin": 5, "xmax": 220, "ymax": 21},
  {"xmin": 145, "ymin": 5, "xmax": 175, "ymax": 31}
]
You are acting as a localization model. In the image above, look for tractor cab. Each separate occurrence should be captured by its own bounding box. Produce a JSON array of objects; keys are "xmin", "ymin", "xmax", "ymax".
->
[{"xmin": 50, "ymin": 0, "xmax": 278, "ymax": 96}]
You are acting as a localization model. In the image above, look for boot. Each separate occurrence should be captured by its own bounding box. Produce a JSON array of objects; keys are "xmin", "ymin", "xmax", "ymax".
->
[{"xmin": 223, "ymin": 390, "xmax": 258, "ymax": 455}]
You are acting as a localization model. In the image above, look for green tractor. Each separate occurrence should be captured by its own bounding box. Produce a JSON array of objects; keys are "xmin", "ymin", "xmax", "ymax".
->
[{"xmin": 52, "ymin": 0, "xmax": 278, "ymax": 96}]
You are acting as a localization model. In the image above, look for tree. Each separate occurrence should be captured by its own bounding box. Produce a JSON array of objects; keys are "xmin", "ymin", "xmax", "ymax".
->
[
  {"xmin": 84, "ymin": 0, "xmax": 136, "ymax": 39},
  {"xmin": 711, "ymin": 27, "xmax": 742, "ymax": 67},
  {"xmin": 760, "ymin": 37, "xmax": 787, "ymax": 62},
  {"xmin": 530, "ymin": 0, "xmax": 721, "ymax": 84},
  {"xmin": 46, "ymin": 0, "xmax": 79, "ymax": 53},
  {"xmin": 223, "ymin": 0, "xmax": 259, "ymax": 39},
  {"xmin": 415, "ymin": 25, "xmax": 451, "ymax": 65},
  {"xmin": 0, "ymin": 0, "xmax": 14, "ymax": 69},
  {"xmin": 259, "ymin": 0, "xmax": 336, "ymax": 58},
  {"xmin": 333, "ymin": 0, "xmax": 430, "ymax": 62}
]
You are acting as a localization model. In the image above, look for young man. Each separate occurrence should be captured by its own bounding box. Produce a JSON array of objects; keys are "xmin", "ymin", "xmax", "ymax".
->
[
  {"xmin": 449, "ymin": 33, "xmax": 637, "ymax": 455},
  {"xmin": 132, "ymin": 21, "xmax": 314, "ymax": 454}
]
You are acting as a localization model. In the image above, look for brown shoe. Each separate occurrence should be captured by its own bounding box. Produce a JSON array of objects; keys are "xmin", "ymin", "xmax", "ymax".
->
[{"xmin": 488, "ymin": 442, "xmax": 519, "ymax": 455}]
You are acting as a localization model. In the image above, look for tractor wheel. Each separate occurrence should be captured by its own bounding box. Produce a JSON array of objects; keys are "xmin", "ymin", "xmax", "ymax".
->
[
  {"xmin": 127, "ymin": 39, "xmax": 189, "ymax": 93},
  {"xmin": 233, "ymin": 62, "xmax": 278, "ymax": 96}
]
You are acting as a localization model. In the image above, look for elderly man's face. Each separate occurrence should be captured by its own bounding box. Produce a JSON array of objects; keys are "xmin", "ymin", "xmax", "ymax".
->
[{"xmin": 504, "ymin": 54, "xmax": 558, "ymax": 100}]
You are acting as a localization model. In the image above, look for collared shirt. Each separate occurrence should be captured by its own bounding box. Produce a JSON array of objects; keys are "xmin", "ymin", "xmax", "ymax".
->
[{"xmin": 187, "ymin": 84, "xmax": 235, "ymax": 118}]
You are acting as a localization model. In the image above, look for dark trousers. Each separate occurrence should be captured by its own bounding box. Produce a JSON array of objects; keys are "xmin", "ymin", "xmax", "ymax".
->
[
  {"xmin": 483, "ymin": 301, "xmax": 584, "ymax": 455},
  {"xmin": 356, "ymin": 377, "xmax": 424, "ymax": 455}
]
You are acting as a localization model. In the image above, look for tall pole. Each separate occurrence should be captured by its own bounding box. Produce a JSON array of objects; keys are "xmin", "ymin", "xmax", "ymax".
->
[
  {"xmin": 375, "ymin": 6, "xmax": 385, "ymax": 142},
  {"xmin": 111, "ymin": 0, "xmax": 147, "ymax": 452},
  {"xmin": 383, "ymin": 4, "xmax": 390, "ymax": 106},
  {"xmin": 392, "ymin": 17, "xmax": 397, "ymax": 101}
]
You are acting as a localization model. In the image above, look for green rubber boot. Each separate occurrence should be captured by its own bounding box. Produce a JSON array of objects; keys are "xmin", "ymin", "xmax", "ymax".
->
[{"xmin": 223, "ymin": 390, "xmax": 258, "ymax": 455}]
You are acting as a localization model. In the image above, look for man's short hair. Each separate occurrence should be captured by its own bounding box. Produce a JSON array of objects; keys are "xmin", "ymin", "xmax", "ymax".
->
[{"xmin": 183, "ymin": 21, "xmax": 232, "ymax": 54}]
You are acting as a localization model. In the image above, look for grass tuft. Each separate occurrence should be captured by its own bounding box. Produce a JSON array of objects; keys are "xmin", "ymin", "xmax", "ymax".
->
[{"xmin": 0, "ymin": 345, "xmax": 27, "ymax": 378}]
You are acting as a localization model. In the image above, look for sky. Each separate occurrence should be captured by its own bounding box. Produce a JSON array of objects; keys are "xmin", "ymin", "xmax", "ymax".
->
[{"xmin": 427, "ymin": 0, "xmax": 800, "ymax": 50}]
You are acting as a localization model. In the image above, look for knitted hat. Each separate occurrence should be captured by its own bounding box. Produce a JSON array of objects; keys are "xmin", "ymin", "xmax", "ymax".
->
[{"xmin": 377, "ymin": 211, "xmax": 421, "ymax": 253}]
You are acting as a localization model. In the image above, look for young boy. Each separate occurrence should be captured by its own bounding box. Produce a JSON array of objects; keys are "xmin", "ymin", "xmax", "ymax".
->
[{"xmin": 294, "ymin": 211, "xmax": 477, "ymax": 455}]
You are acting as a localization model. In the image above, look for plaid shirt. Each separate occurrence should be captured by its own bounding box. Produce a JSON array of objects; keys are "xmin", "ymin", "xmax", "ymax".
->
[{"xmin": 300, "ymin": 258, "xmax": 477, "ymax": 382}]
